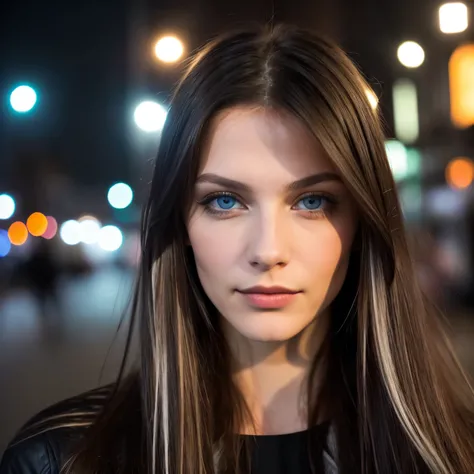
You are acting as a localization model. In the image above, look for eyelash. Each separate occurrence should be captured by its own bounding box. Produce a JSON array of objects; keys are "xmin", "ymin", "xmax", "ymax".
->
[{"xmin": 197, "ymin": 191, "xmax": 338, "ymax": 219}]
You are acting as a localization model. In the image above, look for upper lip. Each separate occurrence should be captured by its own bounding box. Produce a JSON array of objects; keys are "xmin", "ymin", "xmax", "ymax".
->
[{"xmin": 238, "ymin": 286, "xmax": 300, "ymax": 294}]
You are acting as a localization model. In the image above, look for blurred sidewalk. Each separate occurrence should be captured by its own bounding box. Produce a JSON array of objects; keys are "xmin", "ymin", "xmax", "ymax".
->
[{"xmin": 0, "ymin": 266, "xmax": 134, "ymax": 455}]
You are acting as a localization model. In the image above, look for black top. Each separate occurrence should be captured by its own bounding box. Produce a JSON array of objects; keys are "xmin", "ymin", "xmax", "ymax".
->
[
  {"xmin": 248, "ymin": 423, "xmax": 330, "ymax": 474},
  {"xmin": 251, "ymin": 430, "xmax": 311, "ymax": 474}
]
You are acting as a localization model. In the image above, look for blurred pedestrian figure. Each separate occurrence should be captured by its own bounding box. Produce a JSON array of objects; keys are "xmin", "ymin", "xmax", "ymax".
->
[{"xmin": 23, "ymin": 239, "xmax": 61, "ymax": 324}]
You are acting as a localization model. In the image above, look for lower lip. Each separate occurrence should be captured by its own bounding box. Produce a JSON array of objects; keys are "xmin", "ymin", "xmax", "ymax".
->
[{"xmin": 238, "ymin": 292, "xmax": 299, "ymax": 309}]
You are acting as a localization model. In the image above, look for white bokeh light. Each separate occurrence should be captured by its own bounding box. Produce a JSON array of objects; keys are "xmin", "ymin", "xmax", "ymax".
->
[
  {"xmin": 154, "ymin": 36, "xmax": 184, "ymax": 63},
  {"xmin": 10, "ymin": 85, "xmax": 37, "ymax": 113},
  {"xmin": 0, "ymin": 194, "xmax": 16, "ymax": 220},
  {"xmin": 60, "ymin": 220, "xmax": 82, "ymax": 246},
  {"xmin": 134, "ymin": 101, "xmax": 167, "ymax": 132},
  {"xmin": 79, "ymin": 218, "xmax": 102, "ymax": 244},
  {"xmin": 107, "ymin": 183, "xmax": 133, "ymax": 209},
  {"xmin": 385, "ymin": 140, "xmax": 408, "ymax": 181},
  {"xmin": 98, "ymin": 225, "xmax": 123, "ymax": 252},
  {"xmin": 397, "ymin": 41, "xmax": 425, "ymax": 68},
  {"xmin": 439, "ymin": 2, "xmax": 469, "ymax": 34}
]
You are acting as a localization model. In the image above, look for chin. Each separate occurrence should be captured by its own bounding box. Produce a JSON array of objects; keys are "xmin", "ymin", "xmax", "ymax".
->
[{"xmin": 232, "ymin": 312, "xmax": 310, "ymax": 342}]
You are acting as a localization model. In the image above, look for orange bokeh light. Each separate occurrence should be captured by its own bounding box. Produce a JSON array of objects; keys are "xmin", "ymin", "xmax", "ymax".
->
[
  {"xmin": 27, "ymin": 212, "xmax": 48, "ymax": 237},
  {"xmin": 8, "ymin": 221, "xmax": 28, "ymax": 246},
  {"xmin": 446, "ymin": 157, "xmax": 474, "ymax": 189},
  {"xmin": 449, "ymin": 44, "xmax": 474, "ymax": 129}
]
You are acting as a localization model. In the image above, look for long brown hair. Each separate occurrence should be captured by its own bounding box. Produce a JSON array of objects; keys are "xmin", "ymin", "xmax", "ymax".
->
[{"xmin": 62, "ymin": 24, "xmax": 474, "ymax": 473}]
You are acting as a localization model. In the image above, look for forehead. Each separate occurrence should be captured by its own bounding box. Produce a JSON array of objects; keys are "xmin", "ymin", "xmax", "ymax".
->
[{"xmin": 199, "ymin": 106, "xmax": 337, "ymax": 180}]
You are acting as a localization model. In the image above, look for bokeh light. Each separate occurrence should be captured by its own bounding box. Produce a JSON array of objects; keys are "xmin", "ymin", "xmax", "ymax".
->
[
  {"xmin": 393, "ymin": 78, "xmax": 419, "ymax": 144},
  {"xmin": 449, "ymin": 44, "xmax": 474, "ymax": 129},
  {"xmin": 134, "ymin": 101, "xmax": 167, "ymax": 132},
  {"xmin": 10, "ymin": 85, "xmax": 37, "ymax": 113},
  {"xmin": 98, "ymin": 225, "xmax": 123, "ymax": 252},
  {"xmin": 446, "ymin": 157, "xmax": 474, "ymax": 189},
  {"xmin": 42, "ymin": 216, "xmax": 58, "ymax": 240},
  {"xmin": 78, "ymin": 214, "xmax": 97, "ymax": 222},
  {"xmin": 27, "ymin": 212, "xmax": 48, "ymax": 237},
  {"xmin": 385, "ymin": 140, "xmax": 409, "ymax": 181},
  {"xmin": 107, "ymin": 183, "xmax": 133, "ymax": 209},
  {"xmin": 0, "ymin": 194, "xmax": 15, "ymax": 220},
  {"xmin": 60, "ymin": 220, "xmax": 82, "ymax": 246},
  {"xmin": 0, "ymin": 229, "xmax": 11, "ymax": 257},
  {"xmin": 439, "ymin": 2, "xmax": 469, "ymax": 34},
  {"xmin": 8, "ymin": 221, "xmax": 28, "ymax": 246},
  {"xmin": 154, "ymin": 36, "xmax": 184, "ymax": 63},
  {"xmin": 79, "ymin": 217, "xmax": 101, "ymax": 244},
  {"xmin": 397, "ymin": 41, "xmax": 425, "ymax": 68}
]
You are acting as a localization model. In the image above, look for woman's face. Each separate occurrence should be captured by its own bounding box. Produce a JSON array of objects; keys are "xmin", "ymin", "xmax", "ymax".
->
[{"xmin": 187, "ymin": 106, "xmax": 358, "ymax": 342}]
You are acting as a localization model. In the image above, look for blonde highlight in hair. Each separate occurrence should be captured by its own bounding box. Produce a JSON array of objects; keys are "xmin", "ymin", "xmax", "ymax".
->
[
  {"xmin": 149, "ymin": 246, "xmax": 217, "ymax": 474},
  {"xmin": 364, "ymin": 240, "xmax": 474, "ymax": 473}
]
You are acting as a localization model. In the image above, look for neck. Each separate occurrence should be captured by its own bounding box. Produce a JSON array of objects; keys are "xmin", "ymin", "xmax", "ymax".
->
[{"xmin": 224, "ymin": 310, "xmax": 330, "ymax": 435}]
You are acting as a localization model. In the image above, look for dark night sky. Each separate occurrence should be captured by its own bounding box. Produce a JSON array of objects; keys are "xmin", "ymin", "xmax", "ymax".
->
[{"xmin": 0, "ymin": 0, "xmax": 462, "ymax": 191}]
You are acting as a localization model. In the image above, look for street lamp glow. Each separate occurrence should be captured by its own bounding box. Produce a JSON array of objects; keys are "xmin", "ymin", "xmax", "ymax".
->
[
  {"xmin": 446, "ymin": 157, "xmax": 474, "ymax": 189},
  {"xmin": 98, "ymin": 225, "xmax": 123, "ymax": 252},
  {"xmin": 107, "ymin": 182, "xmax": 133, "ymax": 209},
  {"xmin": 449, "ymin": 44, "xmax": 474, "ymax": 128},
  {"xmin": 60, "ymin": 220, "xmax": 82, "ymax": 246},
  {"xmin": 154, "ymin": 36, "xmax": 184, "ymax": 63},
  {"xmin": 0, "ymin": 194, "xmax": 15, "ymax": 220},
  {"xmin": 79, "ymin": 218, "xmax": 102, "ymax": 244},
  {"xmin": 8, "ymin": 222, "xmax": 28, "ymax": 246},
  {"xmin": 439, "ymin": 3, "xmax": 469, "ymax": 34},
  {"xmin": 10, "ymin": 85, "xmax": 37, "ymax": 113},
  {"xmin": 397, "ymin": 41, "xmax": 425, "ymax": 68},
  {"xmin": 134, "ymin": 101, "xmax": 167, "ymax": 132}
]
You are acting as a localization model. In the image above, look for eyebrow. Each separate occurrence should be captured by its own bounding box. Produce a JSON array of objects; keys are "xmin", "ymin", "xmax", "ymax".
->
[{"xmin": 195, "ymin": 172, "xmax": 342, "ymax": 193}]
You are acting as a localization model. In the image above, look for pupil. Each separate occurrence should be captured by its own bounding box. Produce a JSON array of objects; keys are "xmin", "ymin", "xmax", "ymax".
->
[
  {"xmin": 305, "ymin": 197, "xmax": 320, "ymax": 209},
  {"xmin": 218, "ymin": 196, "xmax": 234, "ymax": 209}
]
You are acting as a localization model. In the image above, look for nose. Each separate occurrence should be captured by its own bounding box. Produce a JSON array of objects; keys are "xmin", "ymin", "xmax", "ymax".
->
[{"xmin": 247, "ymin": 208, "xmax": 290, "ymax": 271}]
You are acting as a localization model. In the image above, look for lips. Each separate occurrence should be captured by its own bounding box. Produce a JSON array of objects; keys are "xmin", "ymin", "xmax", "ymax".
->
[
  {"xmin": 237, "ymin": 286, "xmax": 301, "ymax": 309},
  {"xmin": 238, "ymin": 285, "xmax": 300, "ymax": 295}
]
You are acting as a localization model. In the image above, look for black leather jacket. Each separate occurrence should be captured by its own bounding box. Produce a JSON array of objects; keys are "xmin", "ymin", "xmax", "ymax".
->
[{"xmin": 0, "ymin": 385, "xmax": 112, "ymax": 474}]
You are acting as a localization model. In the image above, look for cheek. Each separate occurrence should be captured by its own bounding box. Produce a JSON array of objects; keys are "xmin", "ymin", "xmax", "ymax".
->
[
  {"xmin": 300, "ymin": 222, "xmax": 354, "ymax": 294},
  {"xmin": 188, "ymin": 220, "xmax": 239, "ymax": 278},
  {"xmin": 302, "ymin": 226, "xmax": 343, "ymax": 269}
]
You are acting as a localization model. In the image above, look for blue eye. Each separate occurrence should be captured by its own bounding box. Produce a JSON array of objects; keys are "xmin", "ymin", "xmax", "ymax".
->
[
  {"xmin": 214, "ymin": 195, "xmax": 238, "ymax": 210},
  {"xmin": 199, "ymin": 192, "xmax": 245, "ymax": 215},
  {"xmin": 295, "ymin": 195, "xmax": 324, "ymax": 211}
]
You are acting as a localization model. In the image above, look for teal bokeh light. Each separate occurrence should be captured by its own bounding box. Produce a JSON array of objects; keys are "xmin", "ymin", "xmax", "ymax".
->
[{"xmin": 10, "ymin": 85, "xmax": 37, "ymax": 113}]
